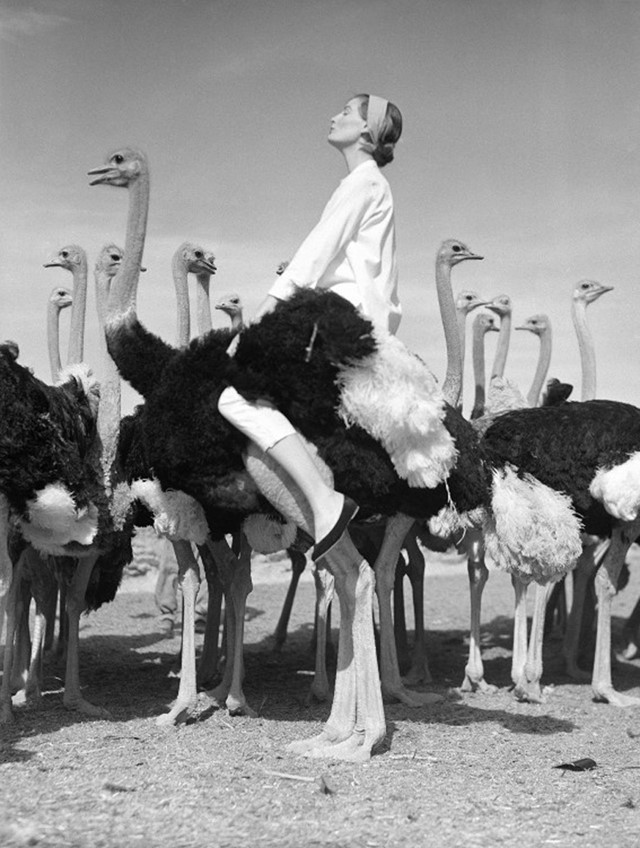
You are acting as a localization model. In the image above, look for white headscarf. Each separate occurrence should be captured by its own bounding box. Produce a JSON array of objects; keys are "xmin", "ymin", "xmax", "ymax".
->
[{"xmin": 366, "ymin": 95, "xmax": 389, "ymax": 146}]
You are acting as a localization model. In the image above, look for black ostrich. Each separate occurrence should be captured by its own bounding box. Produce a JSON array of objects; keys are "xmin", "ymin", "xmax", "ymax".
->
[
  {"xmin": 90, "ymin": 147, "xmax": 503, "ymax": 760},
  {"xmin": 481, "ymin": 399, "xmax": 640, "ymax": 706}
]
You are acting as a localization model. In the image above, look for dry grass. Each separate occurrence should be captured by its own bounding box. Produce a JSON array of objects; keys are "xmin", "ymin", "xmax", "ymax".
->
[{"xmin": 1, "ymin": 551, "xmax": 640, "ymax": 847}]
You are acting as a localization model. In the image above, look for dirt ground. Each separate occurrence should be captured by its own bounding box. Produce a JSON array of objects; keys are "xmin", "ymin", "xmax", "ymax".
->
[{"xmin": 1, "ymin": 547, "xmax": 640, "ymax": 848}]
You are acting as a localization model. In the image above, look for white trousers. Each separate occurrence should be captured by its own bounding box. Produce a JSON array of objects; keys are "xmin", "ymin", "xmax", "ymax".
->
[{"xmin": 218, "ymin": 386, "xmax": 297, "ymax": 452}]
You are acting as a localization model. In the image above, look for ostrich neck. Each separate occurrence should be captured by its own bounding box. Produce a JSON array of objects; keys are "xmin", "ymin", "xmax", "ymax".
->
[
  {"xmin": 572, "ymin": 300, "xmax": 596, "ymax": 401},
  {"xmin": 456, "ymin": 310, "xmax": 467, "ymax": 389},
  {"xmin": 96, "ymin": 270, "xmax": 121, "ymax": 490},
  {"xmin": 172, "ymin": 255, "xmax": 191, "ymax": 346},
  {"xmin": 436, "ymin": 258, "xmax": 463, "ymax": 406},
  {"xmin": 47, "ymin": 304, "xmax": 63, "ymax": 382},
  {"xmin": 470, "ymin": 325, "xmax": 487, "ymax": 419},
  {"xmin": 195, "ymin": 273, "xmax": 212, "ymax": 335},
  {"xmin": 231, "ymin": 312, "xmax": 244, "ymax": 334},
  {"xmin": 491, "ymin": 313, "xmax": 511, "ymax": 379},
  {"xmin": 108, "ymin": 170, "xmax": 149, "ymax": 323},
  {"xmin": 67, "ymin": 258, "xmax": 88, "ymax": 364},
  {"xmin": 526, "ymin": 329, "xmax": 552, "ymax": 407}
]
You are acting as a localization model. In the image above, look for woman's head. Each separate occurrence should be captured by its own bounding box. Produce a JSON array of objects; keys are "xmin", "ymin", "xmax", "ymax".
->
[
  {"xmin": 356, "ymin": 94, "xmax": 403, "ymax": 167},
  {"xmin": 328, "ymin": 95, "xmax": 402, "ymax": 167}
]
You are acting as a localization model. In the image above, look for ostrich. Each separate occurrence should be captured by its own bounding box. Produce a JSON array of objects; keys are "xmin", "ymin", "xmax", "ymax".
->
[
  {"xmin": 514, "ymin": 313, "xmax": 552, "ymax": 408},
  {"xmin": 90, "ymin": 147, "xmax": 499, "ymax": 759},
  {"xmin": 43, "ymin": 245, "xmax": 88, "ymax": 367},
  {"xmin": 47, "ymin": 287, "xmax": 74, "ymax": 381},
  {"xmin": 483, "ymin": 293, "xmax": 528, "ymax": 414},
  {"xmin": 470, "ymin": 312, "xmax": 499, "ymax": 419},
  {"xmin": 215, "ymin": 293, "xmax": 244, "ymax": 334}
]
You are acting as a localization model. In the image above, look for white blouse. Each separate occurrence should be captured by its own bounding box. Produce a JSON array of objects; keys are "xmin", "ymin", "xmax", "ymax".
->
[{"xmin": 268, "ymin": 159, "xmax": 401, "ymax": 335}]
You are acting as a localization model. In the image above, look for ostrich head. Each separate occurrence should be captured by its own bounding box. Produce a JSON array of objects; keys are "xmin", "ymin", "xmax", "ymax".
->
[
  {"xmin": 88, "ymin": 147, "xmax": 147, "ymax": 187},
  {"xmin": 215, "ymin": 292, "xmax": 243, "ymax": 318},
  {"xmin": 455, "ymin": 290, "xmax": 487, "ymax": 316},
  {"xmin": 573, "ymin": 279, "xmax": 613, "ymax": 306},
  {"xmin": 175, "ymin": 242, "xmax": 217, "ymax": 276},
  {"xmin": 95, "ymin": 244, "xmax": 124, "ymax": 279},
  {"xmin": 486, "ymin": 293, "xmax": 512, "ymax": 319},
  {"xmin": 49, "ymin": 286, "xmax": 73, "ymax": 311},
  {"xmin": 515, "ymin": 313, "xmax": 550, "ymax": 337},
  {"xmin": 437, "ymin": 239, "xmax": 484, "ymax": 268},
  {"xmin": 1, "ymin": 340, "xmax": 20, "ymax": 361},
  {"xmin": 473, "ymin": 312, "xmax": 499, "ymax": 335},
  {"xmin": 43, "ymin": 245, "xmax": 86, "ymax": 272}
]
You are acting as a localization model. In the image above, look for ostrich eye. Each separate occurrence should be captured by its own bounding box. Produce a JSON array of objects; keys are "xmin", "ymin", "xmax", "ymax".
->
[
  {"xmin": 110, "ymin": 254, "xmax": 120, "ymax": 261},
  {"xmin": 195, "ymin": 251, "xmax": 203, "ymax": 259},
  {"xmin": 61, "ymin": 251, "xmax": 68, "ymax": 258},
  {"xmin": 452, "ymin": 244, "xmax": 461, "ymax": 252},
  {"xmin": 113, "ymin": 154, "xmax": 124, "ymax": 164}
]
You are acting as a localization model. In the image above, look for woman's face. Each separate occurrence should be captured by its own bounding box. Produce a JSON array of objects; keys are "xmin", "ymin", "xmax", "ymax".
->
[{"xmin": 328, "ymin": 98, "xmax": 367, "ymax": 149}]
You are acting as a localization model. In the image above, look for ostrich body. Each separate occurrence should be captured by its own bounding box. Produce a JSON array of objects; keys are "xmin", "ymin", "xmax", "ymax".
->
[{"xmin": 482, "ymin": 399, "xmax": 640, "ymax": 706}]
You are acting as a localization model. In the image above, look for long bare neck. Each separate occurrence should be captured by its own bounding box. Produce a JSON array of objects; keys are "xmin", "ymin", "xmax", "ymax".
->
[
  {"xmin": 108, "ymin": 170, "xmax": 149, "ymax": 324},
  {"xmin": 172, "ymin": 254, "xmax": 190, "ymax": 346},
  {"xmin": 196, "ymin": 273, "xmax": 212, "ymax": 335},
  {"xmin": 491, "ymin": 312, "xmax": 511, "ymax": 379},
  {"xmin": 67, "ymin": 256, "xmax": 88, "ymax": 364},
  {"xmin": 526, "ymin": 328, "xmax": 552, "ymax": 407},
  {"xmin": 456, "ymin": 310, "xmax": 467, "ymax": 391},
  {"xmin": 95, "ymin": 269, "xmax": 121, "ymax": 490},
  {"xmin": 436, "ymin": 258, "xmax": 463, "ymax": 406},
  {"xmin": 470, "ymin": 323, "xmax": 488, "ymax": 419},
  {"xmin": 47, "ymin": 304, "xmax": 63, "ymax": 382},
  {"xmin": 572, "ymin": 299, "xmax": 596, "ymax": 401}
]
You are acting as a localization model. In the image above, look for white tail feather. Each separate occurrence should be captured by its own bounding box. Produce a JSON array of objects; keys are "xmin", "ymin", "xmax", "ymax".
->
[
  {"xmin": 337, "ymin": 330, "xmax": 456, "ymax": 488},
  {"xmin": 130, "ymin": 478, "xmax": 209, "ymax": 544},
  {"xmin": 590, "ymin": 452, "xmax": 640, "ymax": 522},
  {"xmin": 21, "ymin": 482, "xmax": 99, "ymax": 552}
]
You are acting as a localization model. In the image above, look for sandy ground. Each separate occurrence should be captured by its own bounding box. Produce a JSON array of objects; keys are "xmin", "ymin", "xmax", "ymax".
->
[{"xmin": 1, "ymin": 547, "xmax": 640, "ymax": 847}]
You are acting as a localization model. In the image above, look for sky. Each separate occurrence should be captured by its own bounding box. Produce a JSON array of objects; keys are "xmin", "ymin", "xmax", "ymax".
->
[{"xmin": 2, "ymin": 0, "xmax": 640, "ymax": 416}]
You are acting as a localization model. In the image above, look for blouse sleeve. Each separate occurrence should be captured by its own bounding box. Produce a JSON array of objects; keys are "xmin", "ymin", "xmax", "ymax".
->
[{"xmin": 268, "ymin": 178, "xmax": 375, "ymax": 301}]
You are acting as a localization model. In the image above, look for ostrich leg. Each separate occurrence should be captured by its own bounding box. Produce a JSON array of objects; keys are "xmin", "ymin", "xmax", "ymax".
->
[
  {"xmin": 206, "ymin": 534, "xmax": 256, "ymax": 717},
  {"xmin": 514, "ymin": 580, "xmax": 554, "ymax": 703},
  {"xmin": 272, "ymin": 548, "xmax": 307, "ymax": 651},
  {"xmin": 287, "ymin": 537, "xmax": 386, "ymax": 762},
  {"xmin": 563, "ymin": 538, "xmax": 609, "ymax": 679},
  {"xmin": 401, "ymin": 527, "xmax": 432, "ymax": 686},
  {"xmin": 157, "ymin": 541, "xmax": 201, "ymax": 725},
  {"xmin": 196, "ymin": 541, "xmax": 224, "ymax": 689},
  {"xmin": 460, "ymin": 528, "xmax": 497, "ymax": 693},
  {"xmin": 63, "ymin": 553, "xmax": 108, "ymax": 716},
  {"xmin": 308, "ymin": 563, "xmax": 334, "ymax": 703},
  {"xmin": 0, "ymin": 494, "xmax": 12, "ymax": 643},
  {"xmin": 0, "ymin": 558, "xmax": 23, "ymax": 723},
  {"xmin": 374, "ymin": 513, "xmax": 442, "ymax": 706},
  {"xmin": 511, "ymin": 574, "xmax": 529, "ymax": 687},
  {"xmin": 621, "ymin": 594, "xmax": 640, "ymax": 660},
  {"xmin": 592, "ymin": 518, "xmax": 640, "ymax": 706}
]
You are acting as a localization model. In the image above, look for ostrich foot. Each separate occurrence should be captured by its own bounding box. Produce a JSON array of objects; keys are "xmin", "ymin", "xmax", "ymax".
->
[
  {"xmin": 156, "ymin": 696, "xmax": 198, "ymax": 726},
  {"xmin": 618, "ymin": 640, "xmax": 640, "ymax": 661},
  {"xmin": 564, "ymin": 661, "xmax": 591, "ymax": 682},
  {"xmin": 11, "ymin": 689, "xmax": 27, "ymax": 707},
  {"xmin": 226, "ymin": 693, "xmax": 257, "ymax": 718},
  {"xmin": 64, "ymin": 695, "xmax": 111, "ymax": 718},
  {"xmin": 0, "ymin": 702, "xmax": 14, "ymax": 724},
  {"xmin": 592, "ymin": 686, "xmax": 640, "ymax": 707},
  {"xmin": 401, "ymin": 660, "xmax": 432, "ymax": 687},
  {"xmin": 382, "ymin": 683, "xmax": 443, "ymax": 707},
  {"xmin": 459, "ymin": 674, "xmax": 498, "ymax": 694},
  {"xmin": 307, "ymin": 680, "xmax": 332, "ymax": 704},
  {"xmin": 513, "ymin": 679, "xmax": 544, "ymax": 704},
  {"xmin": 287, "ymin": 728, "xmax": 379, "ymax": 761}
]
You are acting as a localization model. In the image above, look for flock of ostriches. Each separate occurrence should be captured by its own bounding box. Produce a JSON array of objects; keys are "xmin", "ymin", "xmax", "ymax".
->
[{"xmin": 1, "ymin": 147, "xmax": 640, "ymax": 763}]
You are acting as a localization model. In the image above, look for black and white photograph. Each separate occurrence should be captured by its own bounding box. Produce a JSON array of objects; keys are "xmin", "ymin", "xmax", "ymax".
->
[{"xmin": 2, "ymin": 1, "xmax": 640, "ymax": 846}]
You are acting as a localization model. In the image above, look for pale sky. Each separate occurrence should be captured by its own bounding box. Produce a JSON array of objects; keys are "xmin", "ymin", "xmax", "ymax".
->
[{"xmin": 2, "ymin": 0, "xmax": 640, "ymax": 415}]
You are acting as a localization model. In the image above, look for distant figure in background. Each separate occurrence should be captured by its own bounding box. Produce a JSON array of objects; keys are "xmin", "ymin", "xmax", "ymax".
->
[{"xmin": 154, "ymin": 539, "xmax": 208, "ymax": 635}]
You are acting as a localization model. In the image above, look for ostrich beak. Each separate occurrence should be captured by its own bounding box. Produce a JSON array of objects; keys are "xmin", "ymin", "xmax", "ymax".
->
[{"xmin": 88, "ymin": 165, "xmax": 115, "ymax": 185}]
